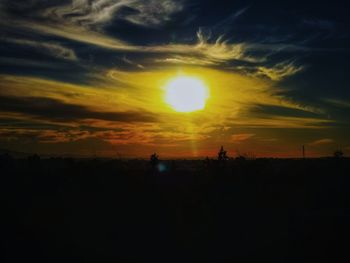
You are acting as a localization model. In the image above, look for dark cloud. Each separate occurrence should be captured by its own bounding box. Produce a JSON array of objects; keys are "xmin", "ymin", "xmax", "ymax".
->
[{"xmin": 0, "ymin": 95, "xmax": 157, "ymax": 123}]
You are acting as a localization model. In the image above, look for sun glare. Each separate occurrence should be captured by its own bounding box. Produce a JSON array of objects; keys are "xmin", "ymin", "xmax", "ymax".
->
[{"xmin": 164, "ymin": 76, "xmax": 209, "ymax": 112}]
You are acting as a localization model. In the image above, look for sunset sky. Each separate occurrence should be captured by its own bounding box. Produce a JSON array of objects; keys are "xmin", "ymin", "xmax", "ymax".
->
[{"xmin": 1, "ymin": 0, "xmax": 349, "ymax": 158}]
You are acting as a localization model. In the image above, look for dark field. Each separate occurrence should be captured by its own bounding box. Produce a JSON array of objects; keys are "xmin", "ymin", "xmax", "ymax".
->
[{"xmin": 2, "ymin": 157, "xmax": 350, "ymax": 262}]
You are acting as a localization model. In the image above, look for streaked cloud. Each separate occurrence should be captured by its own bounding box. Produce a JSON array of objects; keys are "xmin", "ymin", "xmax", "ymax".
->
[
  {"xmin": 303, "ymin": 19, "xmax": 335, "ymax": 30},
  {"xmin": 155, "ymin": 56, "xmax": 217, "ymax": 66},
  {"xmin": 228, "ymin": 116, "xmax": 332, "ymax": 129},
  {"xmin": 152, "ymin": 29, "xmax": 264, "ymax": 66},
  {"xmin": 122, "ymin": 56, "xmax": 145, "ymax": 69},
  {"xmin": 121, "ymin": 0, "xmax": 184, "ymax": 27},
  {"xmin": 43, "ymin": 0, "xmax": 184, "ymax": 28},
  {"xmin": 231, "ymin": 133, "xmax": 255, "ymax": 142},
  {"xmin": 309, "ymin": 138, "xmax": 334, "ymax": 146},
  {"xmin": 2, "ymin": 37, "xmax": 77, "ymax": 61},
  {"xmin": 0, "ymin": 1, "xmax": 303, "ymax": 77},
  {"xmin": 0, "ymin": 95, "xmax": 156, "ymax": 123},
  {"xmin": 324, "ymin": 98, "xmax": 350, "ymax": 108},
  {"xmin": 254, "ymin": 61, "xmax": 304, "ymax": 81}
]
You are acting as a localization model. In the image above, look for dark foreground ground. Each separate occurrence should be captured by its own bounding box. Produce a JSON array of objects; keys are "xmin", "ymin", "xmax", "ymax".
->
[{"xmin": 1, "ymin": 157, "xmax": 350, "ymax": 262}]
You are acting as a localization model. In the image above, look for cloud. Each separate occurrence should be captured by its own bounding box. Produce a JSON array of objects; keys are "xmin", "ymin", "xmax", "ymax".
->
[
  {"xmin": 0, "ymin": 70, "xmax": 336, "ymax": 156},
  {"xmin": 228, "ymin": 116, "xmax": 332, "ymax": 129},
  {"xmin": 2, "ymin": 19, "xmax": 132, "ymax": 51},
  {"xmin": 324, "ymin": 98, "xmax": 350, "ymax": 108},
  {"xmin": 194, "ymin": 29, "xmax": 256, "ymax": 63},
  {"xmin": 0, "ymin": 2, "xmax": 195, "ymax": 57},
  {"xmin": 0, "ymin": 57, "xmax": 65, "ymax": 68},
  {"xmin": 0, "ymin": 1, "xmax": 306, "ymax": 79},
  {"xmin": 0, "ymin": 1, "xmax": 264, "ymax": 67},
  {"xmin": 1, "ymin": 37, "xmax": 77, "ymax": 61},
  {"xmin": 254, "ymin": 61, "xmax": 304, "ymax": 81},
  {"xmin": 155, "ymin": 56, "xmax": 217, "ymax": 66},
  {"xmin": 0, "ymin": 95, "xmax": 157, "ymax": 123},
  {"xmin": 210, "ymin": 6, "xmax": 250, "ymax": 34},
  {"xmin": 0, "ymin": 69, "xmax": 329, "ymax": 134},
  {"xmin": 303, "ymin": 19, "xmax": 335, "ymax": 30},
  {"xmin": 43, "ymin": 0, "xmax": 129, "ymax": 28},
  {"xmin": 249, "ymin": 104, "xmax": 325, "ymax": 118},
  {"xmin": 231, "ymin": 133, "xmax": 255, "ymax": 142},
  {"xmin": 121, "ymin": 0, "xmax": 184, "ymax": 27},
  {"xmin": 122, "ymin": 56, "xmax": 145, "ymax": 69},
  {"xmin": 309, "ymin": 138, "xmax": 334, "ymax": 146},
  {"xmin": 0, "ymin": 128, "xmax": 89, "ymax": 143},
  {"xmin": 105, "ymin": 67, "xmax": 330, "ymax": 131},
  {"xmin": 150, "ymin": 30, "xmax": 307, "ymax": 79},
  {"xmin": 25, "ymin": 0, "xmax": 184, "ymax": 29},
  {"xmin": 152, "ymin": 29, "xmax": 262, "ymax": 66}
]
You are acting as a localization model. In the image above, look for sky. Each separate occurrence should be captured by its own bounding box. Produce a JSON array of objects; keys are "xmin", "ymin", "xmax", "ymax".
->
[{"xmin": 0, "ymin": 0, "xmax": 350, "ymax": 158}]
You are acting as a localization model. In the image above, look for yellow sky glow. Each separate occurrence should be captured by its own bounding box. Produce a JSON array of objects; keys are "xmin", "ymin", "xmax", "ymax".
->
[{"xmin": 0, "ymin": 68, "xmax": 331, "ymax": 157}]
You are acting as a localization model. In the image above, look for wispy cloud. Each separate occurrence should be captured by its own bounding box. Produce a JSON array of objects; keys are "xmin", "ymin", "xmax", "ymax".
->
[
  {"xmin": 0, "ymin": 1, "xmax": 306, "ymax": 83},
  {"xmin": 2, "ymin": 3, "xmax": 255, "ymax": 67},
  {"xmin": 122, "ymin": 56, "xmax": 145, "ymax": 69},
  {"xmin": 0, "ymin": 95, "xmax": 157, "ymax": 123},
  {"xmin": 210, "ymin": 5, "xmax": 250, "ymax": 34},
  {"xmin": 155, "ymin": 56, "xmax": 217, "ymax": 66},
  {"xmin": 254, "ymin": 61, "xmax": 304, "ymax": 81},
  {"xmin": 194, "ymin": 29, "xmax": 257, "ymax": 63},
  {"xmin": 303, "ymin": 18, "xmax": 335, "ymax": 30},
  {"xmin": 2, "ymin": 20, "xmax": 132, "ymax": 51},
  {"xmin": 121, "ymin": 0, "xmax": 184, "ymax": 27},
  {"xmin": 229, "ymin": 116, "xmax": 332, "ymax": 129},
  {"xmin": 2, "ymin": 38, "xmax": 77, "ymax": 61},
  {"xmin": 0, "ymin": 0, "xmax": 183, "ymax": 52},
  {"xmin": 152, "ymin": 29, "xmax": 262, "ymax": 66},
  {"xmin": 324, "ymin": 98, "xmax": 350, "ymax": 108},
  {"xmin": 231, "ymin": 133, "xmax": 255, "ymax": 142},
  {"xmin": 43, "ymin": 0, "xmax": 129, "ymax": 28},
  {"xmin": 44, "ymin": 0, "xmax": 184, "ymax": 28},
  {"xmin": 0, "ymin": 57, "xmax": 66, "ymax": 68},
  {"xmin": 309, "ymin": 138, "xmax": 334, "ymax": 146}
]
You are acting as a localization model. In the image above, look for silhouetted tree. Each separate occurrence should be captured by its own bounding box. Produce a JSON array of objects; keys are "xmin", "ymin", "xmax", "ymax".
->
[
  {"xmin": 334, "ymin": 149, "xmax": 344, "ymax": 158},
  {"xmin": 218, "ymin": 146, "xmax": 228, "ymax": 161},
  {"xmin": 150, "ymin": 153, "xmax": 159, "ymax": 169}
]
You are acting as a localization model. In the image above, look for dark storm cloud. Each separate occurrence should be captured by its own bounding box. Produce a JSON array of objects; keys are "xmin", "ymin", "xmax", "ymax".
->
[{"xmin": 0, "ymin": 95, "xmax": 157, "ymax": 123}]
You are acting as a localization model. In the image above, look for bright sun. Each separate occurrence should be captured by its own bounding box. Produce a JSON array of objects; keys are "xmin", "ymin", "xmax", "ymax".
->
[{"xmin": 164, "ymin": 76, "xmax": 209, "ymax": 112}]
